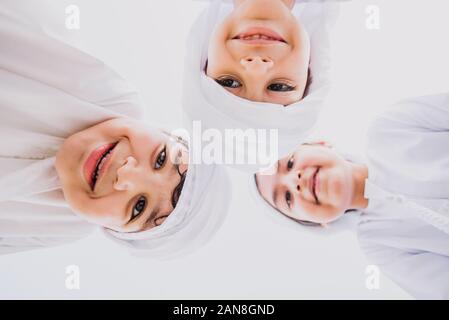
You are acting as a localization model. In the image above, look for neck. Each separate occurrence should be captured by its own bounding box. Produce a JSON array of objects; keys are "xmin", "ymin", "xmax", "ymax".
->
[{"xmin": 349, "ymin": 162, "xmax": 369, "ymax": 210}]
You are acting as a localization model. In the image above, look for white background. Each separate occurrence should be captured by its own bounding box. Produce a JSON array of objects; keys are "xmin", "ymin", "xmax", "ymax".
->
[{"xmin": 1, "ymin": 0, "xmax": 449, "ymax": 299}]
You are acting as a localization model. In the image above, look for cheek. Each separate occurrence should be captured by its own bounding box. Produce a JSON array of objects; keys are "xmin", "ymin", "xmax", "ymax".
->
[
  {"xmin": 207, "ymin": 41, "xmax": 227, "ymax": 75},
  {"xmin": 56, "ymin": 136, "xmax": 83, "ymax": 178},
  {"xmin": 207, "ymin": 20, "xmax": 234, "ymax": 71},
  {"xmin": 284, "ymin": 49, "xmax": 309, "ymax": 88},
  {"xmin": 70, "ymin": 194, "xmax": 124, "ymax": 228},
  {"xmin": 326, "ymin": 168, "xmax": 353, "ymax": 209},
  {"xmin": 295, "ymin": 201, "xmax": 342, "ymax": 224}
]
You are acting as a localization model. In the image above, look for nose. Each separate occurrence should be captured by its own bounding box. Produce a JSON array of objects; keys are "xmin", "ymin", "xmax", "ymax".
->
[
  {"xmin": 240, "ymin": 56, "xmax": 273, "ymax": 74},
  {"xmin": 281, "ymin": 171, "xmax": 301, "ymax": 194},
  {"xmin": 296, "ymin": 171, "xmax": 301, "ymax": 191},
  {"xmin": 114, "ymin": 156, "xmax": 139, "ymax": 191}
]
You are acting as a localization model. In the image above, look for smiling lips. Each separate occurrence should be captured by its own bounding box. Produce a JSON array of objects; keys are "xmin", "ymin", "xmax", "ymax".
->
[
  {"xmin": 233, "ymin": 27, "xmax": 286, "ymax": 44},
  {"xmin": 308, "ymin": 168, "xmax": 320, "ymax": 204},
  {"xmin": 84, "ymin": 142, "xmax": 117, "ymax": 191}
]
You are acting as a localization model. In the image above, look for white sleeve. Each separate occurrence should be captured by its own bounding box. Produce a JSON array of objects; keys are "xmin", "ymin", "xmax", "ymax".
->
[
  {"xmin": 0, "ymin": 200, "xmax": 94, "ymax": 256},
  {"xmin": 0, "ymin": 6, "xmax": 145, "ymax": 119},
  {"xmin": 366, "ymin": 93, "xmax": 449, "ymax": 199},
  {"xmin": 364, "ymin": 244, "xmax": 449, "ymax": 299},
  {"xmin": 380, "ymin": 93, "xmax": 449, "ymax": 130}
]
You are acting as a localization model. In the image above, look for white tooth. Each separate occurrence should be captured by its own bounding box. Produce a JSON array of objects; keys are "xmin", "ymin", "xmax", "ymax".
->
[{"xmin": 97, "ymin": 151, "xmax": 109, "ymax": 172}]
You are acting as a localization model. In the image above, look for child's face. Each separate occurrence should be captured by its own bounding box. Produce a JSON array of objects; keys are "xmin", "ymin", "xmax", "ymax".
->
[
  {"xmin": 255, "ymin": 144, "xmax": 354, "ymax": 224},
  {"xmin": 55, "ymin": 118, "xmax": 188, "ymax": 233},
  {"xmin": 206, "ymin": 0, "xmax": 310, "ymax": 106}
]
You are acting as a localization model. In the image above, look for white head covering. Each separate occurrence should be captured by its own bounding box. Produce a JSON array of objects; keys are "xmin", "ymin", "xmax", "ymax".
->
[
  {"xmin": 104, "ymin": 162, "xmax": 231, "ymax": 259},
  {"xmin": 0, "ymin": 5, "xmax": 230, "ymax": 257},
  {"xmin": 183, "ymin": 0, "xmax": 347, "ymax": 173}
]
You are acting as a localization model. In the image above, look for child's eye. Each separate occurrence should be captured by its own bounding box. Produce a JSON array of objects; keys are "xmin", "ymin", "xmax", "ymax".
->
[
  {"xmin": 131, "ymin": 196, "xmax": 147, "ymax": 220},
  {"xmin": 287, "ymin": 156, "xmax": 294, "ymax": 170},
  {"xmin": 216, "ymin": 77, "xmax": 242, "ymax": 89},
  {"xmin": 267, "ymin": 83, "xmax": 295, "ymax": 92},
  {"xmin": 154, "ymin": 146, "xmax": 166, "ymax": 169},
  {"xmin": 285, "ymin": 190, "xmax": 292, "ymax": 208}
]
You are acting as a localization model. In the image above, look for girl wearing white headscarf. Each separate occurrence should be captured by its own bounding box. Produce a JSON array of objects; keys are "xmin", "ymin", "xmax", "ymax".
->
[
  {"xmin": 0, "ymin": 4, "xmax": 230, "ymax": 258},
  {"xmin": 251, "ymin": 93, "xmax": 449, "ymax": 299},
  {"xmin": 183, "ymin": 0, "xmax": 348, "ymax": 171}
]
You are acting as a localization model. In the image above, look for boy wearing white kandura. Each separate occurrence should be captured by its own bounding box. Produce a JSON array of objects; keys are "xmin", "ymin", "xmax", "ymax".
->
[{"xmin": 253, "ymin": 93, "xmax": 449, "ymax": 299}]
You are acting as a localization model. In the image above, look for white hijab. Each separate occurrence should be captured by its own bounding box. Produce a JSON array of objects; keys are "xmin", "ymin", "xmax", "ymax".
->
[
  {"xmin": 104, "ymin": 161, "xmax": 231, "ymax": 259},
  {"xmin": 0, "ymin": 5, "xmax": 230, "ymax": 257},
  {"xmin": 183, "ymin": 0, "xmax": 346, "ymax": 172}
]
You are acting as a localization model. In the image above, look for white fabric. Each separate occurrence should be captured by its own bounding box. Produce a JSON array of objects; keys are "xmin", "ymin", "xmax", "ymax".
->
[
  {"xmin": 0, "ymin": 5, "xmax": 145, "ymax": 255},
  {"xmin": 358, "ymin": 92, "xmax": 449, "ymax": 299},
  {"xmin": 183, "ymin": 0, "xmax": 346, "ymax": 172},
  {"xmin": 248, "ymin": 93, "xmax": 449, "ymax": 298},
  {"xmin": 0, "ymin": 5, "xmax": 231, "ymax": 258},
  {"xmin": 104, "ymin": 162, "xmax": 231, "ymax": 259}
]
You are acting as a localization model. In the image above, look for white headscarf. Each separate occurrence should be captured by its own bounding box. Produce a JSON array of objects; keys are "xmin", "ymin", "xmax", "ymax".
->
[
  {"xmin": 0, "ymin": 4, "xmax": 230, "ymax": 257},
  {"xmin": 183, "ymin": 0, "xmax": 347, "ymax": 173},
  {"xmin": 104, "ymin": 162, "xmax": 231, "ymax": 259}
]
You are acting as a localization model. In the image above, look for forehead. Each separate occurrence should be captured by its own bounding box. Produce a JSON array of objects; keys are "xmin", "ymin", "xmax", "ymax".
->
[{"xmin": 255, "ymin": 172, "xmax": 278, "ymax": 208}]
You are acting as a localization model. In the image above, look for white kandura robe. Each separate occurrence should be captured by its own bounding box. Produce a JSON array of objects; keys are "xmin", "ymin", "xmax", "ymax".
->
[
  {"xmin": 0, "ymin": 7, "xmax": 145, "ymax": 255},
  {"xmin": 360, "ymin": 93, "xmax": 449, "ymax": 299}
]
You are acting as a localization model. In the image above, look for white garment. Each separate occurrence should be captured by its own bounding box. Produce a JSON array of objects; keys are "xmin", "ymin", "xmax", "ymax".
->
[
  {"xmin": 248, "ymin": 93, "xmax": 449, "ymax": 298},
  {"xmin": 0, "ymin": 6, "xmax": 145, "ymax": 255},
  {"xmin": 359, "ymin": 93, "xmax": 449, "ymax": 299},
  {"xmin": 183, "ymin": 0, "xmax": 346, "ymax": 172},
  {"xmin": 0, "ymin": 6, "xmax": 231, "ymax": 259},
  {"xmin": 104, "ymin": 161, "xmax": 231, "ymax": 259}
]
